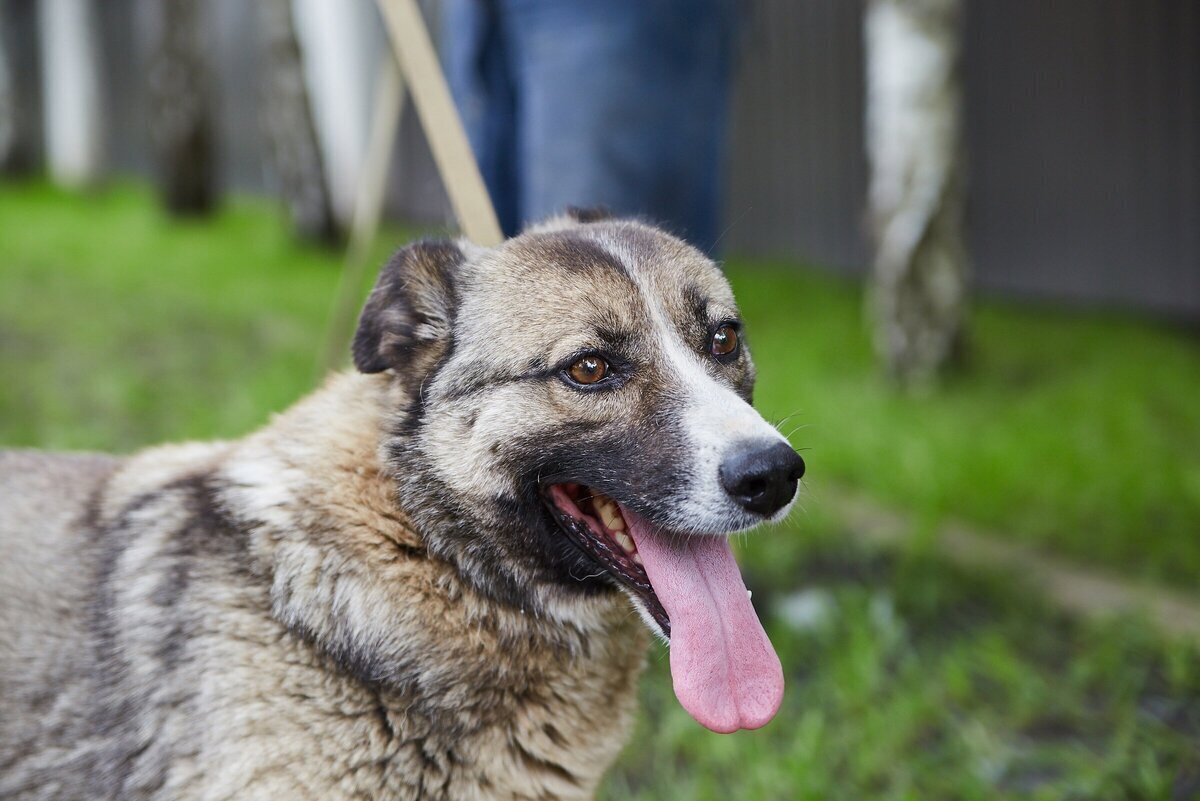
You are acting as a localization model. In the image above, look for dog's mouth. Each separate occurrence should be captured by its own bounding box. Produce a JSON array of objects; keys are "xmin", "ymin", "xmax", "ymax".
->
[
  {"xmin": 543, "ymin": 482, "xmax": 784, "ymax": 733},
  {"xmin": 543, "ymin": 483, "xmax": 670, "ymax": 635}
]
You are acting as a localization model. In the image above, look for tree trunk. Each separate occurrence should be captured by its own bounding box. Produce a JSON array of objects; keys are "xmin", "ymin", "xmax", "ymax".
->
[
  {"xmin": 38, "ymin": 0, "xmax": 104, "ymax": 187},
  {"xmin": 147, "ymin": 0, "xmax": 216, "ymax": 215},
  {"xmin": 0, "ymin": 1, "xmax": 17, "ymax": 171},
  {"xmin": 259, "ymin": 0, "xmax": 339, "ymax": 244},
  {"xmin": 865, "ymin": 0, "xmax": 968, "ymax": 387},
  {"xmin": 1, "ymin": 0, "xmax": 43, "ymax": 174}
]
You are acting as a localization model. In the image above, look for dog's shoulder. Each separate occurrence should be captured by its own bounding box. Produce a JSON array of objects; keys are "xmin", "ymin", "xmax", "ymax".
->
[
  {"xmin": 214, "ymin": 370, "xmax": 419, "ymax": 550},
  {"xmin": 0, "ymin": 448, "xmax": 119, "ymax": 527},
  {"xmin": 0, "ymin": 449, "xmax": 122, "ymax": 681}
]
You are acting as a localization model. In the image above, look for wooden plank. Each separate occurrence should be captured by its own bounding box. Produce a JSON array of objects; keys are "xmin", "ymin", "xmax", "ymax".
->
[
  {"xmin": 318, "ymin": 56, "xmax": 408, "ymax": 376},
  {"xmin": 374, "ymin": 0, "xmax": 503, "ymax": 246}
]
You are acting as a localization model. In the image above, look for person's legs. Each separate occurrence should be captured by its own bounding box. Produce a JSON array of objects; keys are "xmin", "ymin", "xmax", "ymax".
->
[
  {"xmin": 505, "ymin": 0, "xmax": 737, "ymax": 252},
  {"xmin": 442, "ymin": 0, "xmax": 522, "ymax": 236}
]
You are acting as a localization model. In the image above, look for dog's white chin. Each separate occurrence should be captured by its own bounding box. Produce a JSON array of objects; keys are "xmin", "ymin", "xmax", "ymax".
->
[{"xmin": 621, "ymin": 587, "xmax": 670, "ymax": 643}]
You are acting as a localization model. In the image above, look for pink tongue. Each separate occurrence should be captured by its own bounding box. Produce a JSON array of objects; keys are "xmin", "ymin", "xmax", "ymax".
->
[{"xmin": 622, "ymin": 508, "xmax": 784, "ymax": 733}]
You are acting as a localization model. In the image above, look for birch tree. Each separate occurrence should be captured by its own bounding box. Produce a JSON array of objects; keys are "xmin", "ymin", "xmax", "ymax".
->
[
  {"xmin": 865, "ymin": 0, "xmax": 968, "ymax": 386},
  {"xmin": 148, "ymin": 0, "xmax": 216, "ymax": 214},
  {"xmin": 290, "ymin": 0, "xmax": 376, "ymax": 227},
  {"xmin": 259, "ymin": 0, "xmax": 339, "ymax": 243},
  {"xmin": 39, "ymin": 0, "xmax": 104, "ymax": 187}
]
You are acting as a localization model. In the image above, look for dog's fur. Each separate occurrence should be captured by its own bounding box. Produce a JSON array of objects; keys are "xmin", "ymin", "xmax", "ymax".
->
[{"xmin": 0, "ymin": 214, "xmax": 792, "ymax": 800}]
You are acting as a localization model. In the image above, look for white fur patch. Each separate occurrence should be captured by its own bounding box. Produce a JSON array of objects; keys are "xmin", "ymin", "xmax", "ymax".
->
[
  {"xmin": 220, "ymin": 447, "xmax": 304, "ymax": 533},
  {"xmin": 597, "ymin": 233, "xmax": 797, "ymax": 533}
]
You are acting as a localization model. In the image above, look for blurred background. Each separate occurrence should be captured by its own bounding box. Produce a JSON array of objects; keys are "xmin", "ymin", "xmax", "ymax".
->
[{"xmin": 1, "ymin": 0, "xmax": 1198, "ymax": 797}]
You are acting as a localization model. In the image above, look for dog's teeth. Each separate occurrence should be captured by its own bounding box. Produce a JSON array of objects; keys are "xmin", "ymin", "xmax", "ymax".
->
[
  {"xmin": 747, "ymin": 590, "xmax": 753, "ymax": 600},
  {"xmin": 596, "ymin": 499, "xmax": 627, "ymax": 532},
  {"xmin": 606, "ymin": 507, "xmax": 626, "ymax": 532},
  {"xmin": 631, "ymin": 552, "xmax": 643, "ymax": 565},
  {"xmin": 614, "ymin": 532, "xmax": 635, "ymax": 554}
]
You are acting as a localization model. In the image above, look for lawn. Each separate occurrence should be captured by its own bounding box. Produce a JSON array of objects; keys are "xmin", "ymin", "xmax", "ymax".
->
[
  {"xmin": 0, "ymin": 181, "xmax": 397, "ymax": 450},
  {"xmin": 2, "ymin": 180, "xmax": 1199, "ymax": 797}
]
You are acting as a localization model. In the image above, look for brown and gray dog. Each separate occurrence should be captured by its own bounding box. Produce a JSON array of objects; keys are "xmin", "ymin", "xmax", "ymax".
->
[{"xmin": 0, "ymin": 212, "xmax": 804, "ymax": 800}]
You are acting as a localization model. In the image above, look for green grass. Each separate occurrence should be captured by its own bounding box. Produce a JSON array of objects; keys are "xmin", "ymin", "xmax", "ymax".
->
[
  {"xmin": 2, "ymin": 179, "xmax": 1199, "ymax": 798},
  {"xmin": 0, "ymin": 180, "xmax": 403, "ymax": 450}
]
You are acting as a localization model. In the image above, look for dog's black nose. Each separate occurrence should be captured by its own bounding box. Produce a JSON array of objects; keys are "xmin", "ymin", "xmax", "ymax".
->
[{"xmin": 719, "ymin": 441, "xmax": 805, "ymax": 517}]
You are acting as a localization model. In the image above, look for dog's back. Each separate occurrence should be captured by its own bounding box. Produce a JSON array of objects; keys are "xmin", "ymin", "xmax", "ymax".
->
[
  {"xmin": 0, "ymin": 452, "xmax": 118, "ymax": 708},
  {"xmin": 0, "ymin": 452, "xmax": 119, "ymax": 787}
]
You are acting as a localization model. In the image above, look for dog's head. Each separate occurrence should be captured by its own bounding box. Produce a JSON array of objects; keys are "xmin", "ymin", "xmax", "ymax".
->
[{"xmin": 353, "ymin": 212, "xmax": 803, "ymax": 732}]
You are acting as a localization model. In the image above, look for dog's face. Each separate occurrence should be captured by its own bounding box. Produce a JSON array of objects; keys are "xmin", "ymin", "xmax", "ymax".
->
[{"xmin": 354, "ymin": 214, "xmax": 802, "ymax": 732}]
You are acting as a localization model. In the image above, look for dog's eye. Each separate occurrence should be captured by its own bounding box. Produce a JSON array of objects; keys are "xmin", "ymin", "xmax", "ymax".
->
[
  {"xmin": 568, "ymin": 354, "xmax": 609, "ymax": 385},
  {"xmin": 710, "ymin": 324, "xmax": 739, "ymax": 358}
]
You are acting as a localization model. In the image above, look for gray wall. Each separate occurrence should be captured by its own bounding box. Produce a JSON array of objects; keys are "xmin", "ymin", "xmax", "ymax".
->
[
  {"xmin": 726, "ymin": 0, "xmax": 1200, "ymax": 316},
  {"xmin": 13, "ymin": 0, "xmax": 1200, "ymax": 317},
  {"xmin": 94, "ymin": 0, "xmax": 286, "ymax": 196},
  {"xmin": 726, "ymin": 0, "xmax": 870, "ymax": 273},
  {"xmin": 964, "ymin": 0, "xmax": 1200, "ymax": 315}
]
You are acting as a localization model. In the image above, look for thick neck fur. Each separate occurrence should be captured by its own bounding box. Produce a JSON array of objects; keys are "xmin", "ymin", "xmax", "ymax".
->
[
  {"xmin": 197, "ymin": 371, "xmax": 649, "ymax": 797},
  {"xmin": 222, "ymin": 372, "xmax": 637, "ymax": 674}
]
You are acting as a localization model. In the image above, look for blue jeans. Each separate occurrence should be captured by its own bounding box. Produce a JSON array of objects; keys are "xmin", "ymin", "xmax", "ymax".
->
[{"xmin": 442, "ymin": 0, "xmax": 737, "ymax": 253}]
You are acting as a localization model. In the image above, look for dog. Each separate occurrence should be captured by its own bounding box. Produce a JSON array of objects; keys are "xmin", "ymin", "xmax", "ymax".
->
[{"xmin": 0, "ymin": 211, "xmax": 804, "ymax": 800}]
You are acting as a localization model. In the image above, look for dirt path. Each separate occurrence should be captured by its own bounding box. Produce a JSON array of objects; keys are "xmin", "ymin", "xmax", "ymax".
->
[{"xmin": 829, "ymin": 488, "xmax": 1200, "ymax": 641}]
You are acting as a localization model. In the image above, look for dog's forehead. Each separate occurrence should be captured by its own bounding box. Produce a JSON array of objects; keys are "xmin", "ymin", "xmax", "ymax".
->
[{"xmin": 461, "ymin": 224, "xmax": 737, "ymax": 336}]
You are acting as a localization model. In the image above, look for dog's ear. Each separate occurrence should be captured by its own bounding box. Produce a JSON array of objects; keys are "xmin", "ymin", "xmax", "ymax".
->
[
  {"xmin": 564, "ymin": 205, "xmax": 612, "ymax": 224},
  {"xmin": 352, "ymin": 240, "xmax": 464, "ymax": 374},
  {"xmin": 522, "ymin": 206, "xmax": 613, "ymax": 236}
]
